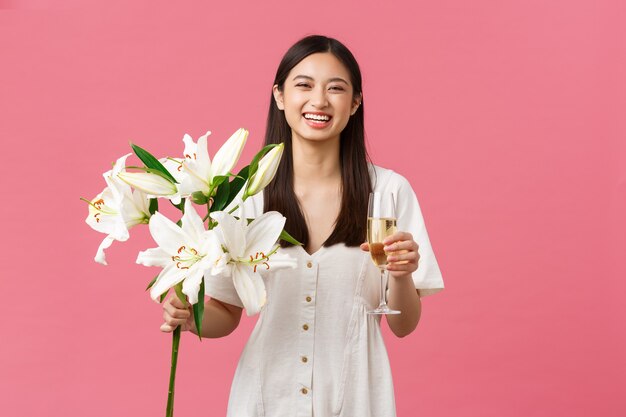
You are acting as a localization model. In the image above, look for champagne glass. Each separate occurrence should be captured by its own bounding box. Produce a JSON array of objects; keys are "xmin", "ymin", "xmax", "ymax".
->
[{"xmin": 367, "ymin": 192, "xmax": 401, "ymax": 315}]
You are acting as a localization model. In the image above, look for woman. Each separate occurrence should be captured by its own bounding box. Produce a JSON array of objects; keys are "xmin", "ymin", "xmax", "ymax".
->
[{"xmin": 161, "ymin": 34, "xmax": 445, "ymax": 417}]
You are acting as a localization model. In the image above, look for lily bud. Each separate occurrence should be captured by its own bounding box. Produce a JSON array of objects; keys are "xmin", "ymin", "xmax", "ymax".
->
[
  {"xmin": 245, "ymin": 143, "xmax": 284, "ymax": 198},
  {"xmin": 210, "ymin": 128, "xmax": 249, "ymax": 184},
  {"xmin": 117, "ymin": 171, "xmax": 178, "ymax": 196}
]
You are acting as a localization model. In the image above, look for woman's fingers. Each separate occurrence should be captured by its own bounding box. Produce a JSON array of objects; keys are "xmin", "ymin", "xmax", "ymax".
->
[
  {"xmin": 382, "ymin": 231, "xmax": 413, "ymax": 246},
  {"xmin": 161, "ymin": 296, "xmax": 193, "ymax": 332},
  {"xmin": 163, "ymin": 300, "xmax": 190, "ymax": 319},
  {"xmin": 160, "ymin": 323, "xmax": 174, "ymax": 332},
  {"xmin": 387, "ymin": 250, "xmax": 420, "ymax": 263},
  {"xmin": 360, "ymin": 242, "xmax": 369, "ymax": 251},
  {"xmin": 169, "ymin": 295, "xmax": 187, "ymax": 309},
  {"xmin": 384, "ymin": 239, "xmax": 418, "ymax": 253}
]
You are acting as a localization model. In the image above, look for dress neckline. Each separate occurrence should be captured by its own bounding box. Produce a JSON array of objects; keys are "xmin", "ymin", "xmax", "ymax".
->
[{"xmin": 297, "ymin": 243, "xmax": 327, "ymax": 258}]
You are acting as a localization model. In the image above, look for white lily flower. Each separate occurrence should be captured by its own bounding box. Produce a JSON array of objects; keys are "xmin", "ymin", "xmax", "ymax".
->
[
  {"xmin": 211, "ymin": 128, "xmax": 248, "ymax": 180},
  {"xmin": 244, "ymin": 143, "xmax": 284, "ymax": 198},
  {"xmin": 137, "ymin": 198, "xmax": 226, "ymax": 305},
  {"xmin": 182, "ymin": 128, "xmax": 248, "ymax": 195},
  {"xmin": 210, "ymin": 209, "xmax": 296, "ymax": 316},
  {"xmin": 117, "ymin": 171, "xmax": 178, "ymax": 198},
  {"xmin": 85, "ymin": 153, "xmax": 150, "ymax": 265},
  {"xmin": 159, "ymin": 133, "xmax": 202, "ymax": 204}
]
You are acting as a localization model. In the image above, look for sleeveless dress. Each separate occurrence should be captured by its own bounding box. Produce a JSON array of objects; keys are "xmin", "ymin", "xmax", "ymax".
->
[{"xmin": 204, "ymin": 164, "xmax": 445, "ymax": 417}]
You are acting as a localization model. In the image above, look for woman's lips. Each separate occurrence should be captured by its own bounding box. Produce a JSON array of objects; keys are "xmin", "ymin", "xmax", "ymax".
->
[{"xmin": 302, "ymin": 114, "xmax": 332, "ymax": 129}]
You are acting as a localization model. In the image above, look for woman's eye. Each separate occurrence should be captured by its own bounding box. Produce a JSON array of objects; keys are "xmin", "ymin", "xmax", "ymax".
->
[
  {"xmin": 330, "ymin": 86, "xmax": 344, "ymax": 91},
  {"xmin": 296, "ymin": 83, "xmax": 310, "ymax": 87}
]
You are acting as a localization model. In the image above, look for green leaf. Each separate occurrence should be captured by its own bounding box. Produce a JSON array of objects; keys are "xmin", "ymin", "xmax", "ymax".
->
[
  {"xmin": 130, "ymin": 142, "xmax": 178, "ymax": 183},
  {"xmin": 227, "ymin": 165, "xmax": 250, "ymax": 204},
  {"xmin": 228, "ymin": 171, "xmax": 246, "ymax": 181},
  {"xmin": 280, "ymin": 229, "xmax": 302, "ymax": 246},
  {"xmin": 174, "ymin": 283, "xmax": 187, "ymax": 305},
  {"xmin": 159, "ymin": 289, "xmax": 169, "ymax": 303},
  {"xmin": 144, "ymin": 167, "xmax": 178, "ymax": 184},
  {"xmin": 148, "ymin": 198, "xmax": 158, "ymax": 215},
  {"xmin": 212, "ymin": 180, "xmax": 231, "ymax": 212},
  {"xmin": 146, "ymin": 273, "xmax": 159, "ymax": 291},
  {"xmin": 211, "ymin": 175, "xmax": 229, "ymax": 188},
  {"xmin": 192, "ymin": 280, "xmax": 205, "ymax": 341}
]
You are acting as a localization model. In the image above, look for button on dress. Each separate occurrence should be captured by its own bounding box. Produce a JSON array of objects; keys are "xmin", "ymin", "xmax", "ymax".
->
[{"xmin": 204, "ymin": 164, "xmax": 445, "ymax": 417}]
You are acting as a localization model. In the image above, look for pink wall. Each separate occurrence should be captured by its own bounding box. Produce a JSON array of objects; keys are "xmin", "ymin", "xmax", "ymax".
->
[{"xmin": 1, "ymin": 1, "xmax": 624, "ymax": 416}]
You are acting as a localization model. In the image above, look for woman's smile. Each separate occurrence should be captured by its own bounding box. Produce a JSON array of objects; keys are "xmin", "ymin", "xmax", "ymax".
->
[{"xmin": 302, "ymin": 111, "xmax": 333, "ymax": 129}]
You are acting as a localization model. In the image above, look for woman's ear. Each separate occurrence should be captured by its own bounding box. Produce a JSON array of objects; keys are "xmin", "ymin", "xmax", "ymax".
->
[
  {"xmin": 273, "ymin": 84, "xmax": 285, "ymax": 111},
  {"xmin": 351, "ymin": 93, "xmax": 362, "ymax": 115}
]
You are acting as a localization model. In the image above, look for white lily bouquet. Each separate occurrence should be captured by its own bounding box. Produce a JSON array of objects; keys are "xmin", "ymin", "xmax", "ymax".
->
[{"xmin": 82, "ymin": 128, "xmax": 299, "ymax": 417}]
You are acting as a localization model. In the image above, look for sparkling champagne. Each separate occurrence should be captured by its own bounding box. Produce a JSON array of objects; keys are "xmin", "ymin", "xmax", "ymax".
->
[{"xmin": 367, "ymin": 217, "xmax": 397, "ymax": 268}]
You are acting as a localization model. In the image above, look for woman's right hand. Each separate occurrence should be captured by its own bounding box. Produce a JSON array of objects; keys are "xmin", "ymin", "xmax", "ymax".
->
[{"xmin": 160, "ymin": 295, "xmax": 197, "ymax": 333}]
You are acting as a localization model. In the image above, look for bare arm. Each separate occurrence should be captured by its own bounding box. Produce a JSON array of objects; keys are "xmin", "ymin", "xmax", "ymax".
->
[
  {"xmin": 161, "ymin": 296, "xmax": 243, "ymax": 338},
  {"xmin": 386, "ymin": 283, "xmax": 421, "ymax": 338}
]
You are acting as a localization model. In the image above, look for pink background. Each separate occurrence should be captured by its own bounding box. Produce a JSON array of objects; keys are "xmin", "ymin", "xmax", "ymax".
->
[{"xmin": 1, "ymin": 1, "xmax": 624, "ymax": 416}]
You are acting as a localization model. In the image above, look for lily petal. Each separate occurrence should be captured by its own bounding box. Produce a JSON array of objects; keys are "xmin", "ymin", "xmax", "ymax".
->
[
  {"xmin": 182, "ymin": 267, "xmax": 205, "ymax": 305},
  {"xmin": 210, "ymin": 128, "xmax": 248, "ymax": 181},
  {"xmin": 246, "ymin": 143, "xmax": 284, "ymax": 197},
  {"xmin": 211, "ymin": 211, "xmax": 246, "ymax": 259},
  {"xmin": 94, "ymin": 235, "xmax": 116, "ymax": 265},
  {"xmin": 200, "ymin": 230, "xmax": 230, "ymax": 275},
  {"xmin": 149, "ymin": 263, "xmax": 189, "ymax": 302},
  {"xmin": 180, "ymin": 199, "xmax": 206, "ymax": 246},
  {"xmin": 232, "ymin": 264, "xmax": 266, "ymax": 316},
  {"xmin": 148, "ymin": 211, "xmax": 187, "ymax": 254},
  {"xmin": 193, "ymin": 131, "xmax": 213, "ymax": 183},
  {"xmin": 136, "ymin": 247, "xmax": 171, "ymax": 268},
  {"xmin": 117, "ymin": 172, "xmax": 177, "ymax": 196},
  {"xmin": 85, "ymin": 187, "xmax": 128, "ymax": 240},
  {"xmin": 245, "ymin": 211, "xmax": 286, "ymax": 255},
  {"xmin": 182, "ymin": 133, "xmax": 201, "ymax": 161}
]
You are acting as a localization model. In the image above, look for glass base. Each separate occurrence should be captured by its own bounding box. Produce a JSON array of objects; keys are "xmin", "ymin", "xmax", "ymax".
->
[{"xmin": 367, "ymin": 305, "xmax": 401, "ymax": 315}]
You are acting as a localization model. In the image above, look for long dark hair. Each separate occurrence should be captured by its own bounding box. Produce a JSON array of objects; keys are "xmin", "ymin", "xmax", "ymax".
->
[{"xmin": 263, "ymin": 34, "xmax": 373, "ymax": 248}]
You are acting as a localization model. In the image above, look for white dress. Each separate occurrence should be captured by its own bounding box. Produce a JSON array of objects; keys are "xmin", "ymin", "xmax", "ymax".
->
[{"xmin": 204, "ymin": 164, "xmax": 445, "ymax": 417}]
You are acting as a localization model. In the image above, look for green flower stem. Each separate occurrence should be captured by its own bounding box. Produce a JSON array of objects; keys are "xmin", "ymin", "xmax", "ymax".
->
[
  {"xmin": 166, "ymin": 284, "xmax": 188, "ymax": 417},
  {"xmin": 203, "ymin": 201, "xmax": 211, "ymax": 223},
  {"xmin": 166, "ymin": 325, "xmax": 181, "ymax": 417}
]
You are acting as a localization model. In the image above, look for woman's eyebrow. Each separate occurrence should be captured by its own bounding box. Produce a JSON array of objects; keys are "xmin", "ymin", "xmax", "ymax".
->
[{"xmin": 292, "ymin": 75, "xmax": 349, "ymax": 85}]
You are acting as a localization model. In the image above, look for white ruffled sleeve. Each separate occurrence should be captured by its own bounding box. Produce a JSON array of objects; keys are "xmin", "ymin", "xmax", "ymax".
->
[{"xmin": 394, "ymin": 173, "xmax": 445, "ymax": 298}]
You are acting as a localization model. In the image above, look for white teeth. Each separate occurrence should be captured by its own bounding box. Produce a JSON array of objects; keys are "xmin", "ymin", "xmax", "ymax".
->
[{"xmin": 304, "ymin": 113, "xmax": 330, "ymax": 121}]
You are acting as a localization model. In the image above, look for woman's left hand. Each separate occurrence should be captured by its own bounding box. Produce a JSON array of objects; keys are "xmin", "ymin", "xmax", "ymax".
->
[{"xmin": 360, "ymin": 231, "xmax": 420, "ymax": 278}]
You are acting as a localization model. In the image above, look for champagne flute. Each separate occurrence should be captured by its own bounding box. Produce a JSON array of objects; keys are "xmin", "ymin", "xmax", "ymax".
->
[{"xmin": 367, "ymin": 192, "xmax": 401, "ymax": 315}]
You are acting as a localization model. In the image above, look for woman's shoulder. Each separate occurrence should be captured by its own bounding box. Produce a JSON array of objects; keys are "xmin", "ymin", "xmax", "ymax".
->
[{"xmin": 368, "ymin": 163, "xmax": 413, "ymax": 192}]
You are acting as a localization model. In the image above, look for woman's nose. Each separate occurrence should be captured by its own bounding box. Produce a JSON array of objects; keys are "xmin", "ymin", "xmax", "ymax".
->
[{"xmin": 309, "ymin": 86, "xmax": 328, "ymax": 108}]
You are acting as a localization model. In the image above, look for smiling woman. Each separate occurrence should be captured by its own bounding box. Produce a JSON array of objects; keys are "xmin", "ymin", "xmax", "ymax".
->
[{"xmin": 163, "ymin": 34, "xmax": 445, "ymax": 417}]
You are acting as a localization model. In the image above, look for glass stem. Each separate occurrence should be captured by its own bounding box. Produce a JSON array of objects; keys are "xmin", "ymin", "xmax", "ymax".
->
[{"xmin": 379, "ymin": 268, "xmax": 388, "ymax": 308}]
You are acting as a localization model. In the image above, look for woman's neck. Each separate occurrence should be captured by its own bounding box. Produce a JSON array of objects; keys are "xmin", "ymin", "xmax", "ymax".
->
[{"xmin": 292, "ymin": 136, "xmax": 341, "ymax": 187}]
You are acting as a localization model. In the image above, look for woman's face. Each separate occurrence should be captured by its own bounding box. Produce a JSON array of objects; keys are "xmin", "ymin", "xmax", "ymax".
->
[{"xmin": 273, "ymin": 52, "xmax": 361, "ymax": 144}]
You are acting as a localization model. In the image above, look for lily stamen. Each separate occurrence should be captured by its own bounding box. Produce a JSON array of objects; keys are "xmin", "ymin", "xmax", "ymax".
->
[{"xmin": 172, "ymin": 246, "xmax": 202, "ymax": 270}]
